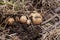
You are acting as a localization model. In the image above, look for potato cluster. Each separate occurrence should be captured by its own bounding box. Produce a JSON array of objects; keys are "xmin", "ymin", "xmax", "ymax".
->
[{"xmin": 7, "ymin": 11, "xmax": 42, "ymax": 25}]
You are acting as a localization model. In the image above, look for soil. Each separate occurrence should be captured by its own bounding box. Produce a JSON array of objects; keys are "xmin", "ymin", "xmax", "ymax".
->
[{"xmin": 0, "ymin": 0, "xmax": 60, "ymax": 40}]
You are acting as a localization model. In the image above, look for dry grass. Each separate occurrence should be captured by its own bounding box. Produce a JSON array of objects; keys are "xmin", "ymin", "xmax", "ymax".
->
[{"xmin": 0, "ymin": 0, "xmax": 60, "ymax": 40}]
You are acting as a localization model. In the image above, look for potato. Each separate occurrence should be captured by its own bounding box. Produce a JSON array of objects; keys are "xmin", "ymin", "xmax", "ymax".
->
[
  {"xmin": 29, "ymin": 11, "xmax": 42, "ymax": 24},
  {"xmin": 27, "ymin": 19, "xmax": 31, "ymax": 25},
  {"xmin": 20, "ymin": 15, "xmax": 27, "ymax": 23},
  {"xmin": 7, "ymin": 18, "xmax": 15, "ymax": 25}
]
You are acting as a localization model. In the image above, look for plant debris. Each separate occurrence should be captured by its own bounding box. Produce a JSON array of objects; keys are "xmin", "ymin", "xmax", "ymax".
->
[{"xmin": 0, "ymin": 0, "xmax": 60, "ymax": 40}]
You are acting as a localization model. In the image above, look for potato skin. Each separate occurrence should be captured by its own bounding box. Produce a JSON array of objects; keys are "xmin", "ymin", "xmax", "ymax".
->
[
  {"xmin": 27, "ymin": 19, "xmax": 31, "ymax": 25},
  {"xmin": 7, "ymin": 18, "xmax": 15, "ymax": 25},
  {"xmin": 19, "ymin": 16, "xmax": 27, "ymax": 23},
  {"xmin": 30, "ymin": 11, "xmax": 42, "ymax": 24}
]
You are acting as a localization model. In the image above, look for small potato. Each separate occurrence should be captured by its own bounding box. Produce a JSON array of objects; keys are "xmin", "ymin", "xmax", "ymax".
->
[
  {"xmin": 30, "ymin": 11, "xmax": 42, "ymax": 24},
  {"xmin": 7, "ymin": 18, "xmax": 15, "ymax": 25},
  {"xmin": 19, "ymin": 15, "xmax": 27, "ymax": 23},
  {"xmin": 27, "ymin": 19, "xmax": 31, "ymax": 25}
]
